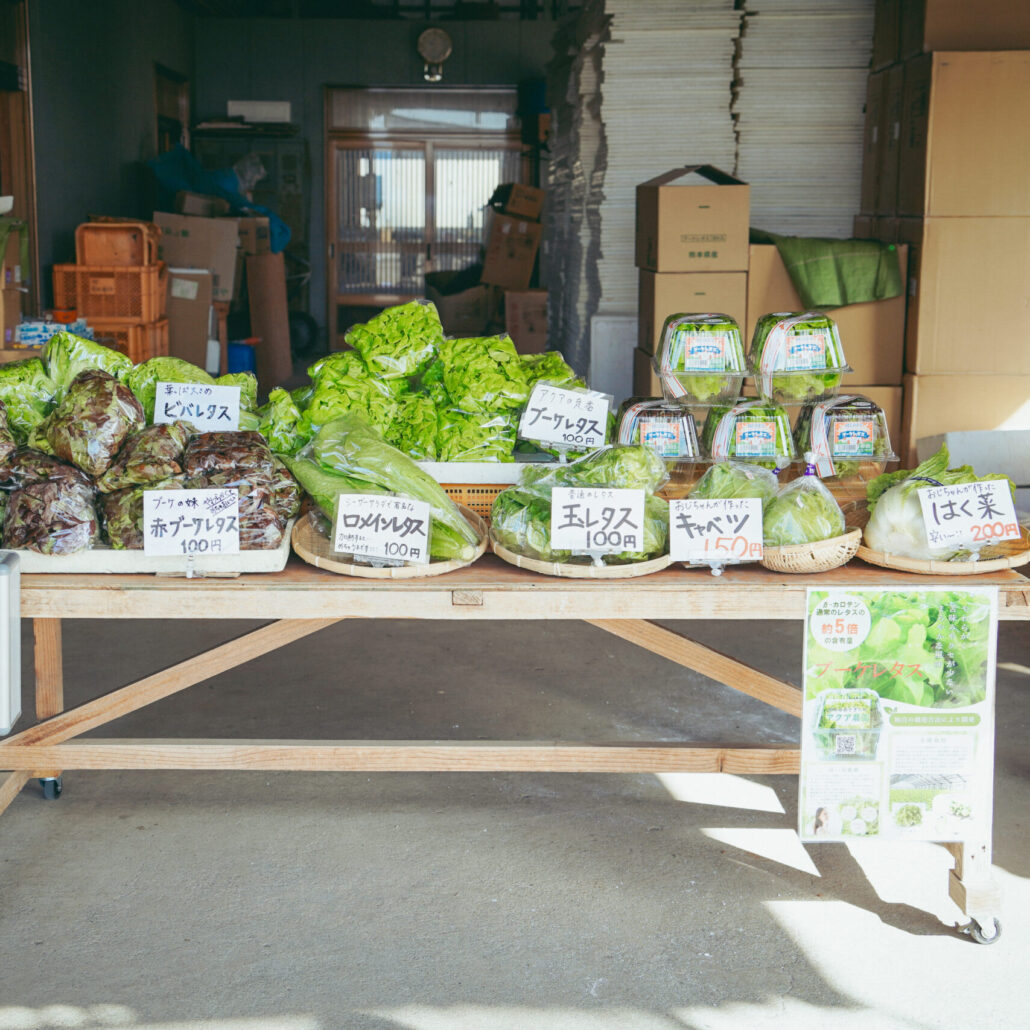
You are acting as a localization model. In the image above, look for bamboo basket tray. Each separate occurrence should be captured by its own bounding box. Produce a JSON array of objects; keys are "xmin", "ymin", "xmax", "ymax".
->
[
  {"xmin": 490, "ymin": 536, "xmax": 672, "ymax": 579},
  {"xmin": 291, "ymin": 506, "xmax": 488, "ymax": 579},
  {"xmin": 856, "ymin": 526, "xmax": 1030, "ymax": 576},
  {"xmin": 760, "ymin": 529, "xmax": 862, "ymax": 574}
]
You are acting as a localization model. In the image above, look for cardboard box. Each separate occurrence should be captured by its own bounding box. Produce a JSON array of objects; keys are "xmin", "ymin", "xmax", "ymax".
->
[
  {"xmin": 898, "ymin": 52, "xmax": 1030, "ymax": 218},
  {"xmin": 902, "ymin": 373, "xmax": 1030, "ymax": 466},
  {"xmin": 236, "ymin": 216, "xmax": 271, "ymax": 256},
  {"xmin": 746, "ymin": 244, "xmax": 908, "ymax": 386},
  {"xmin": 154, "ymin": 212, "xmax": 239, "ymax": 303},
  {"xmin": 213, "ymin": 300, "xmax": 230, "ymax": 376},
  {"xmin": 898, "ymin": 216, "xmax": 1030, "ymax": 375},
  {"xmin": 1, "ymin": 225, "xmax": 25, "ymax": 288},
  {"xmin": 860, "ymin": 71, "xmax": 887, "ymax": 215},
  {"xmin": 900, "ymin": 0, "xmax": 1030, "ymax": 59},
  {"xmin": 633, "ymin": 346, "xmax": 661, "ymax": 398},
  {"xmin": 426, "ymin": 276, "xmax": 499, "ymax": 337},
  {"xmin": 175, "ymin": 192, "xmax": 231, "ymax": 218},
  {"xmin": 635, "ymin": 166, "xmax": 749, "ymax": 273},
  {"xmin": 246, "ymin": 253, "xmax": 294, "ymax": 393},
  {"xmin": 481, "ymin": 214, "xmax": 542, "ymax": 292},
  {"xmin": 166, "ymin": 269, "xmax": 213, "ymax": 369},
  {"xmin": 498, "ymin": 184, "xmax": 545, "ymax": 222},
  {"xmin": 878, "ymin": 63, "xmax": 905, "ymax": 217},
  {"xmin": 505, "ymin": 289, "xmax": 548, "ymax": 354},
  {"xmin": 1, "ymin": 289, "xmax": 22, "ymax": 346},
  {"xmin": 872, "ymin": 0, "xmax": 900, "ymax": 70},
  {"xmin": 638, "ymin": 270, "xmax": 747, "ymax": 355}
]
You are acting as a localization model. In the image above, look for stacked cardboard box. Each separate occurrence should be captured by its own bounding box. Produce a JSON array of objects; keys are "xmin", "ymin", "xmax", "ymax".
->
[
  {"xmin": 857, "ymin": 27, "xmax": 1030, "ymax": 462},
  {"xmin": 633, "ymin": 167, "xmax": 749, "ymax": 394},
  {"xmin": 481, "ymin": 184, "xmax": 545, "ymax": 294}
]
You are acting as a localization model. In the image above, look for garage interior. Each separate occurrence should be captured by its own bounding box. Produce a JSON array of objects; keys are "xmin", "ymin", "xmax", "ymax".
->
[{"xmin": 2, "ymin": 0, "xmax": 1030, "ymax": 1026}]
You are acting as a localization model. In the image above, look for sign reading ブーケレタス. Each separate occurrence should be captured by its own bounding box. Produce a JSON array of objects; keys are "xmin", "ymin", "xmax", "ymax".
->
[{"xmin": 800, "ymin": 587, "xmax": 997, "ymax": 843}]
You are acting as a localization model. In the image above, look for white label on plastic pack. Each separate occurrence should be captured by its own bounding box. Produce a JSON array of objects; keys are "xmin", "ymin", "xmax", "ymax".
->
[
  {"xmin": 639, "ymin": 417, "xmax": 686, "ymax": 458},
  {"xmin": 784, "ymin": 332, "xmax": 828, "ymax": 371},
  {"xmin": 143, "ymin": 488, "xmax": 240, "ymax": 557},
  {"xmin": 519, "ymin": 383, "xmax": 609, "ymax": 451},
  {"xmin": 671, "ymin": 331, "xmax": 727, "ymax": 372},
  {"xmin": 333, "ymin": 494, "xmax": 432, "ymax": 565},
  {"xmin": 734, "ymin": 420, "xmax": 777, "ymax": 458},
  {"xmin": 170, "ymin": 277, "xmax": 200, "ymax": 301},
  {"xmin": 550, "ymin": 487, "xmax": 645, "ymax": 555},
  {"xmin": 669, "ymin": 497, "xmax": 763, "ymax": 563},
  {"xmin": 154, "ymin": 382, "xmax": 241, "ymax": 432},
  {"xmin": 832, "ymin": 420, "xmax": 875, "ymax": 457},
  {"xmin": 917, "ymin": 480, "xmax": 1020, "ymax": 552}
]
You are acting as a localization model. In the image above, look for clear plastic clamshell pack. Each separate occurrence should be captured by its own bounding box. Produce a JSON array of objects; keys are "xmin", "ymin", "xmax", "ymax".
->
[
  {"xmin": 655, "ymin": 313, "xmax": 747, "ymax": 407},
  {"xmin": 794, "ymin": 394, "xmax": 898, "ymax": 484},
  {"xmin": 701, "ymin": 399, "xmax": 797, "ymax": 471},
  {"xmin": 617, "ymin": 398, "xmax": 704, "ymax": 497},
  {"xmin": 748, "ymin": 312, "xmax": 850, "ymax": 405}
]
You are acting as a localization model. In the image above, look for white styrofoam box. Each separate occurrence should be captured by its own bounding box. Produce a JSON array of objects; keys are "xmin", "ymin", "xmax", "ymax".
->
[
  {"xmin": 589, "ymin": 314, "xmax": 636, "ymax": 406},
  {"xmin": 418, "ymin": 461, "xmax": 554, "ymax": 485},
  {"xmin": 917, "ymin": 431, "xmax": 1030, "ymax": 486},
  {"xmin": 0, "ymin": 551, "xmax": 21, "ymax": 736},
  {"xmin": 227, "ymin": 100, "xmax": 291, "ymax": 124}
]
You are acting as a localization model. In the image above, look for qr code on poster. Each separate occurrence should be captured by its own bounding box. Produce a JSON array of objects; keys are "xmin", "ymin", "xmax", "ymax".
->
[{"xmin": 835, "ymin": 735, "xmax": 857, "ymax": 756}]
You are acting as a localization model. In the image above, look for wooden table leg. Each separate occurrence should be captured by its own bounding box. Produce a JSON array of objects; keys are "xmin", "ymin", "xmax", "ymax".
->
[{"xmin": 33, "ymin": 618, "xmax": 64, "ymax": 790}]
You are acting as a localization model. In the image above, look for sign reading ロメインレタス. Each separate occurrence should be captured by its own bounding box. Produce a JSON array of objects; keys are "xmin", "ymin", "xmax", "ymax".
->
[{"xmin": 800, "ymin": 586, "xmax": 997, "ymax": 844}]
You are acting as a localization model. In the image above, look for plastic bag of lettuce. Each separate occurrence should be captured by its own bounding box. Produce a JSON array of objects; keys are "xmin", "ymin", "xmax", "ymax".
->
[{"xmin": 491, "ymin": 445, "xmax": 670, "ymax": 565}]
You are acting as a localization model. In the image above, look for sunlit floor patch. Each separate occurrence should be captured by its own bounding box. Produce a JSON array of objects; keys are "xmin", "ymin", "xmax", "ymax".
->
[
  {"xmin": 673, "ymin": 997, "xmax": 924, "ymax": 1030},
  {"xmin": 701, "ymin": 827, "xmax": 819, "ymax": 876},
  {"xmin": 656, "ymin": 773, "xmax": 786, "ymax": 814},
  {"xmin": 0, "ymin": 1012, "xmax": 319, "ymax": 1030},
  {"xmin": 998, "ymin": 661, "xmax": 1030, "ymax": 675},
  {"xmin": 364, "ymin": 1007, "xmax": 682, "ymax": 1030}
]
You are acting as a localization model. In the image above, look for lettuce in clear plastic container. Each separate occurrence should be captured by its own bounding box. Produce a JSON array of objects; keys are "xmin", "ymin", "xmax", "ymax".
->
[
  {"xmin": 748, "ymin": 312, "xmax": 850, "ymax": 404},
  {"xmin": 345, "ymin": 300, "xmax": 442, "ymax": 380},
  {"xmin": 701, "ymin": 400, "xmax": 796, "ymax": 471},
  {"xmin": 43, "ymin": 331, "xmax": 133, "ymax": 398},
  {"xmin": 4, "ymin": 477, "xmax": 99, "ymax": 555},
  {"xmin": 763, "ymin": 461, "xmax": 845, "ymax": 546},
  {"xmin": 656, "ymin": 313, "xmax": 746, "ymax": 406},
  {"xmin": 215, "ymin": 372, "xmax": 259, "ymax": 412},
  {"xmin": 0, "ymin": 357, "xmax": 57, "ymax": 444},
  {"xmin": 95, "ymin": 421, "xmax": 193, "ymax": 493},
  {"xmin": 101, "ymin": 477, "xmax": 184, "ymax": 550},
  {"xmin": 0, "ymin": 400, "xmax": 16, "ymax": 466},
  {"xmin": 257, "ymin": 387, "xmax": 311, "ymax": 456},
  {"xmin": 435, "ymin": 409, "xmax": 516, "ymax": 462},
  {"xmin": 794, "ymin": 395, "xmax": 897, "ymax": 483},
  {"xmin": 616, "ymin": 399, "xmax": 703, "ymax": 496},
  {"xmin": 521, "ymin": 351, "xmax": 583, "ymax": 390},
  {"xmin": 301, "ymin": 351, "xmax": 399, "ymax": 436},
  {"xmin": 438, "ymin": 334, "xmax": 530, "ymax": 414}
]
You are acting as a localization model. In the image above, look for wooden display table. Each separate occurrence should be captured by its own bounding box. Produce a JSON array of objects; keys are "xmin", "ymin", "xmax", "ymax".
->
[{"xmin": 2, "ymin": 557, "xmax": 1027, "ymax": 940}]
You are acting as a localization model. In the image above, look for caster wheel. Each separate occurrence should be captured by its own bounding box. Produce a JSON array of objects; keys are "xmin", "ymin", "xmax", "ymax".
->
[
  {"xmin": 40, "ymin": 777, "xmax": 62, "ymax": 801},
  {"xmin": 964, "ymin": 918, "xmax": 1001, "ymax": 945}
]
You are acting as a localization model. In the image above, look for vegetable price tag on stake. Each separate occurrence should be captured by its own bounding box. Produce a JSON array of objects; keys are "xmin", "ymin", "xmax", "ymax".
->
[
  {"xmin": 669, "ymin": 497, "xmax": 763, "ymax": 563},
  {"xmin": 333, "ymin": 493, "xmax": 432, "ymax": 565},
  {"xmin": 519, "ymin": 383, "xmax": 610, "ymax": 451},
  {"xmin": 154, "ymin": 381, "xmax": 241, "ymax": 432},
  {"xmin": 142, "ymin": 488, "xmax": 240, "ymax": 557},
  {"xmin": 550, "ymin": 487, "xmax": 644, "ymax": 555},
  {"xmin": 916, "ymin": 480, "xmax": 1020, "ymax": 551}
]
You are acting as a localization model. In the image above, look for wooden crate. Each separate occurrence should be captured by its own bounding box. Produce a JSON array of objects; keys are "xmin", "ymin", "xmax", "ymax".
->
[
  {"xmin": 75, "ymin": 221, "xmax": 160, "ymax": 267},
  {"xmin": 89, "ymin": 318, "xmax": 169, "ymax": 364},
  {"xmin": 53, "ymin": 263, "xmax": 167, "ymax": 323},
  {"xmin": 441, "ymin": 484, "xmax": 506, "ymax": 520}
]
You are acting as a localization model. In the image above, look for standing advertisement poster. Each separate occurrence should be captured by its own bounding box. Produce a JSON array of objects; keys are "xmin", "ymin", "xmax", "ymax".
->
[{"xmin": 800, "ymin": 587, "xmax": 998, "ymax": 843}]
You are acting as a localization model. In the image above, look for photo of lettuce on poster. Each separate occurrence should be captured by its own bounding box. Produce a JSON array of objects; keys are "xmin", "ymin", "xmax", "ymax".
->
[{"xmin": 805, "ymin": 590, "xmax": 994, "ymax": 709}]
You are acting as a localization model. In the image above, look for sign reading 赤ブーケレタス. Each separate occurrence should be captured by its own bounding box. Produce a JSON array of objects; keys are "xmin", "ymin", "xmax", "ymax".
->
[
  {"xmin": 143, "ymin": 488, "xmax": 240, "ymax": 557},
  {"xmin": 800, "ymin": 587, "xmax": 997, "ymax": 844}
]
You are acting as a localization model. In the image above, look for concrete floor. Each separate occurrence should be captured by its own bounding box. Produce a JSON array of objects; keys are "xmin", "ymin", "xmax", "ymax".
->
[{"xmin": 1, "ymin": 614, "xmax": 1028, "ymax": 1030}]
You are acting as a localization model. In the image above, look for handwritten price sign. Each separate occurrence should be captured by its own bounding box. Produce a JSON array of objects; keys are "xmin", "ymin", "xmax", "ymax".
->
[
  {"xmin": 333, "ymin": 494, "xmax": 431, "ymax": 565},
  {"xmin": 917, "ymin": 480, "xmax": 1020, "ymax": 552},
  {"xmin": 154, "ymin": 382, "xmax": 241, "ymax": 432},
  {"xmin": 143, "ymin": 488, "xmax": 240, "ymax": 556},
  {"xmin": 669, "ymin": 497, "xmax": 763, "ymax": 563},
  {"xmin": 519, "ymin": 384, "xmax": 610, "ymax": 451},
  {"xmin": 550, "ymin": 487, "xmax": 644, "ymax": 555}
]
